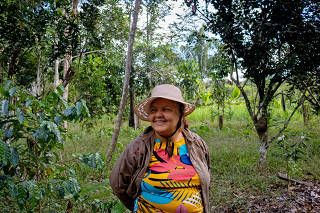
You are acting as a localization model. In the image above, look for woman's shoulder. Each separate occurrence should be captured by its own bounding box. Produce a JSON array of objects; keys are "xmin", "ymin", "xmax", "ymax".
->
[{"xmin": 126, "ymin": 126, "xmax": 154, "ymax": 150}]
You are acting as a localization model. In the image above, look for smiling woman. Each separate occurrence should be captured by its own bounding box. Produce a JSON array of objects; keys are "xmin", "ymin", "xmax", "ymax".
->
[
  {"xmin": 109, "ymin": 84, "xmax": 211, "ymax": 213},
  {"xmin": 149, "ymin": 98, "xmax": 181, "ymax": 138}
]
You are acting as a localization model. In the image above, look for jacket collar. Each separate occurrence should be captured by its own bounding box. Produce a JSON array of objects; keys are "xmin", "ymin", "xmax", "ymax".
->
[{"xmin": 142, "ymin": 126, "xmax": 196, "ymax": 144}]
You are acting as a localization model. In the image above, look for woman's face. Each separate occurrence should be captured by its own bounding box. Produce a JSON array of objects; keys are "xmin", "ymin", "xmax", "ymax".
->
[{"xmin": 148, "ymin": 98, "xmax": 181, "ymax": 137}]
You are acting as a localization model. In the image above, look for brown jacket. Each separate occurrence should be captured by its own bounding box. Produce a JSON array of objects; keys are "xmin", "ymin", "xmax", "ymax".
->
[{"xmin": 109, "ymin": 126, "xmax": 211, "ymax": 212}]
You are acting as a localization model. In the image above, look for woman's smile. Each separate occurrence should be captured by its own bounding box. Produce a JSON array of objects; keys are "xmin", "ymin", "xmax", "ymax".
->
[{"xmin": 148, "ymin": 98, "xmax": 180, "ymax": 137}]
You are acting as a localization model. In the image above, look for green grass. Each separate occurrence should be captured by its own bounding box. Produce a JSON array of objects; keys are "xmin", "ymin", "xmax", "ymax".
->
[{"xmin": 60, "ymin": 104, "xmax": 320, "ymax": 212}]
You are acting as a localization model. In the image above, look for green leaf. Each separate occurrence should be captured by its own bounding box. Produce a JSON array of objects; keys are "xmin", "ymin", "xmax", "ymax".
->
[
  {"xmin": 231, "ymin": 87, "xmax": 240, "ymax": 99},
  {"xmin": 24, "ymin": 181, "xmax": 41, "ymax": 208},
  {"xmin": 65, "ymin": 177, "xmax": 80, "ymax": 199},
  {"xmin": 25, "ymin": 100, "xmax": 33, "ymax": 108},
  {"xmin": 58, "ymin": 94, "xmax": 68, "ymax": 108},
  {"xmin": 3, "ymin": 126, "xmax": 13, "ymax": 139},
  {"xmin": 9, "ymin": 87, "xmax": 16, "ymax": 97},
  {"xmin": 78, "ymin": 152, "xmax": 105, "ymax": 170},
  {"xmin": 1, "ymin": 99, "xmax": 9, "ymax": 117},
  {"xmin": 76, "ymin": 101, "xmax": 82, "ymax": 116},
  {"xmin": 0, "ymin": 81, "xmax": 11, "ymax": 97},
  {"xmin": 16, "ymin": 108, "xmax": 24, "ymax": 124},
  {"xmin": 81, "ymin": 99, "xmax": 90, "ymax": 117},
  {"xmin": 10, "ymin": 147, "xmax": 19, "ymax": 166},
  {"xmin": 0, "ymin": 140, "xmax": 11, "ymax": 166},
  {"xmin": 56, "ymin": 85, "xmax": 65, "ymax": 96},
  {"xmin": 57, "ymin": 185, "xmax": 65, "ymax": 198},
  {"xmin": 64, "ymin": 107, "xmax": 76, "ymax": 118},
  {"xmin": 54, "ymin": 116, "xmax": 62, "ymax": 125},
  {"xmin": 42, "ymin": 121, "xmax": 62, "ymax": 143}
]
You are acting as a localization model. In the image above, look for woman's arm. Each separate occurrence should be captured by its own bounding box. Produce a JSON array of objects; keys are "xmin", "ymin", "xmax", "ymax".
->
[{"xmin": 109, "ymin": 141, "xmax": 139, "ymax": 210}]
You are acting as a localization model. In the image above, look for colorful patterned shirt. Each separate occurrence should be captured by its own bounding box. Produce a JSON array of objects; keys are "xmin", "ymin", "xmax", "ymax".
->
[{"xmin": 134, "ymin": 137, "xmax": 203, "ymax": 213}]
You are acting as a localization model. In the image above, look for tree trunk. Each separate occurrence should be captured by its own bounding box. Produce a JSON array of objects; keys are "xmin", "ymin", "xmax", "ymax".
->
[
  {"xmin": 63, "ymin": 54, "xmax": 71, "ymax": 101},
  {"xmin": 218, "ymin": 115, "xmax": 223, "ymax": 130},
  {"xmin": 219, "ymin": 97, "xmax": 225, "ymax": 130},
  {"xmin": 258, "ymin": 130, "xmax": 268, "ymax": 166},
  {"xmin": 62, "ymin": 0, "xmax": 79, "ymax": 128},
  {"xmin": 134, "ymin": 113, "xmax": 140, "ymax": 130},
  {"xmin": 8, "ymin": 46, "xmax": 22, "ymax": 78},
  {"xmin": 54, "ymin": 59, "xmax": 60, "ymax": 90},
  {"xmin": 35, "ymin": 48, "xmax": 42, "ymax": 96},
  {"xmin": 31, "ymin": 42, "xmax": 42, "ymax": 96},
  {"xmin": 63, "ymin": 55, "xmax": 71, "ymax": 129},
  {"xmin": 106, "ymin": 0, "xmax": 142, "ymax": 163},
  {"xmin": 53, "ymin": 0, "xmax": 60, "ymax": 92},
  {"xmin": 302, "ymin": 101, "xmax": 308, "ymax": 126},
  {"xmin": 129, "ymin": 74, "xmax": 135, "ymax": 128},
  {"xmin": 62, "ymin": 0, "xmax": 79, "ymax": 101},
  {"xmin": 255, "ymin": 115, "xmax": 268, "ymax": 166}
]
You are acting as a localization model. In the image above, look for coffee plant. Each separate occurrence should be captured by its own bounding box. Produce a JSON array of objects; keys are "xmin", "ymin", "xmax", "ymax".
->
[{"xmin": 0, "ymin": 81, "xmax": 90, "ymax": 212}]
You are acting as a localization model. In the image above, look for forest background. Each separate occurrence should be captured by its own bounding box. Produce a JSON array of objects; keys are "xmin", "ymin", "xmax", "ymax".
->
[{"xmin": 0, "ymin": 0, "xmax": 319, "ymax": 212}]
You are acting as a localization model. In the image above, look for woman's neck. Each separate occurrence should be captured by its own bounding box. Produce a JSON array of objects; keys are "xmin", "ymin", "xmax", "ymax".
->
[{"xmin": 155, "ymin": 129, "xmax": 183, "ymax": 143}]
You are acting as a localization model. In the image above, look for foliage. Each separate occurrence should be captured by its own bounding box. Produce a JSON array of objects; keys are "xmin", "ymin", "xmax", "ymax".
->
[
  {"xmin": 176, "ymin": 59, "xmax": 202, "ymax": 101},
  {"xmin": 202, "ymin": 0, "xmax": 320, "ymax": 112},
  {"xmin": 188, "ymin": 0, "xmax": 320, "ymax": 165},
  {"xmin": 72, "ymin": 152, "xmax": 105, "ymax": 171},
  {"xmin": 0, "ymin": 0, "xmax": 50, "ymax": 83},
  {"xmin": 0, "ymin": 0, "xmax": 134, "ymax": 123},
  {"xmin": 0, "ymin": 81, "xmax": 89, "ymax": 211},
  {"xmin": 72, "ymin": 55, "xmax": 124, "ymax": 118},
  {"xmin": 274, "ymin": 134, "xmax": 307, "ymax": 177}
]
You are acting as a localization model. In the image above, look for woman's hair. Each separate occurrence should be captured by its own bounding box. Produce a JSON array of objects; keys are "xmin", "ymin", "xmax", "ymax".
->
[{"xmin": 178, "ymin": 103, "xmax": 189, "ymax": 129}]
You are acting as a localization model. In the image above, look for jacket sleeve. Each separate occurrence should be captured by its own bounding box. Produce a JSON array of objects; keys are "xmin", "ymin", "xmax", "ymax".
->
[
  {"xmin": 109, "ymin": 140, "xmax": 140, "ymax": 210},
  {"xmin": 201, "ymin": 137, "xmax": 211, "ymax": 171},
  {"xmin": 194, "ymin": 132, "xmax": 211, "ymax": 171}
]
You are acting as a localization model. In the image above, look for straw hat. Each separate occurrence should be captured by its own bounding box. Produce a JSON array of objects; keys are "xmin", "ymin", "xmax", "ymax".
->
[{"xmin": 134, "ymin": 84, "xmax": 195, "ymax": 121}]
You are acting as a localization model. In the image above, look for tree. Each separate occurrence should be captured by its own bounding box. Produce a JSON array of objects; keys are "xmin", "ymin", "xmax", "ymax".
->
[
  {"xmin": 0, "ymin": 0, "xmax": 49, "ymax": 85},
  {"xmin": 128, "ymin": 0, "xmax": 171, "ymax": 128},
  {"xmin": 191, "ymin": 0, "xmax": 320, "ymax": 166},
  {"xmin": 106, "ymin": 0, "xmax": 142, "ymax": 164}
]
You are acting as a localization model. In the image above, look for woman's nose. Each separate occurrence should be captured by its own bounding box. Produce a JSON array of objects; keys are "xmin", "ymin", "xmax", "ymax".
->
[{"xmin": 154, "ymin": 110, "xmax": 163, "ymax": 117}]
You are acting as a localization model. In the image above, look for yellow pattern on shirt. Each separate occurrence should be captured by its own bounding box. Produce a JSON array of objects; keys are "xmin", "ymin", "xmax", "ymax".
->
[{"xmin": 135, "ymin": 137, "xmax": 203, "ymax": 213}]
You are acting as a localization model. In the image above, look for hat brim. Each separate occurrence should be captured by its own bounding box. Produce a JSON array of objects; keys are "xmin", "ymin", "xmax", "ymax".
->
[{"xmin": 134, "ymin": 96, "xmax": 195, "ymax": 121}]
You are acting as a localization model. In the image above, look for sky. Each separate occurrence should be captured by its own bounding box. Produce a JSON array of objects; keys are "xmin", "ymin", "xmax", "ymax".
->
[{"xmin": 137, "ymin": 0, "xmax": 204, "ymax": 41}]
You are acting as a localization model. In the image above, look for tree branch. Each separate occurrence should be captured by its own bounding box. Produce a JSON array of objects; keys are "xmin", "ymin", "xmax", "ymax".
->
[
  {"xmin": 303, "ymin": 81, "xmax": 320, "ymax": 108},
  {"xmin": 253, "ymin": 89, "xmax": 258, "ymax": 115},
  {"xmin": 268, "ymin": 94, "xmax": 305, "ymax": 144},
  {"xmin": 235, "ymin": 64, "xmax": 240, "ymax": 83},
  {"xmin": 277, "ymin": 172, "xmax": 313, "ymax": 186},
  {"xmin": 58, "ymin": 50, "xmax": 109, "ymax": 63},
  {"xmin": 257, "ymin": 80, "xmax": 283, "ymax": 117},
  {"xmin": 230, "ymin": 51, "xmax": 255, "ymax": 120},
  {"xmin": 243, "ymin": 78, "xmax": 249, "ymax": 87}
]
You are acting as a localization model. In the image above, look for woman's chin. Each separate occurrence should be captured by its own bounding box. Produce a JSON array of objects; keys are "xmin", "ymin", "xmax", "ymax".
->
[{"xmin": 154, "ymin": 128, "xmax": 170, "ymax": 137}]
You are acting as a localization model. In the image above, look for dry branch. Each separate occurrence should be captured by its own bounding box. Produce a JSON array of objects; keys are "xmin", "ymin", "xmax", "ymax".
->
[{"xmin": 277, "ymin": 173, "xmax": 313, "ymax": 186}]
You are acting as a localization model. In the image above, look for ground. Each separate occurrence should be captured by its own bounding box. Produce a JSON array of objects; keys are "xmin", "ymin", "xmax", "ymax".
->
[{"xmin": 213, "ymin": 181, "xmax": 320, "ymax": 212}]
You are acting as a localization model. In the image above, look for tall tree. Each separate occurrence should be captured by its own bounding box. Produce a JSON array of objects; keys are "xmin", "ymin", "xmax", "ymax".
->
[
  {"xmin": 106, "ymin": 0, "xmax": 142, "ymax": 163},
  {"xmin": 62, "ymin": 0, "xmax": 79, "ymax": 102},
  {"xmin": 190, "ymin": 0, "xmax": 320, "ymax": 166}
]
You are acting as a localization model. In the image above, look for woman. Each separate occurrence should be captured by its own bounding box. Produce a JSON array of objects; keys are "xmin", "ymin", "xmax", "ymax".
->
[{"xmin": 110, "ymin": 84, "xmax": 211, "ymax": 213}]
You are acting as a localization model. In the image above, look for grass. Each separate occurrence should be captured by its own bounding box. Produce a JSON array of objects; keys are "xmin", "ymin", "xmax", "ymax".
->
[{"xmin": 61, "ymin": 104, "xmax": 320, "ymax": 212}]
